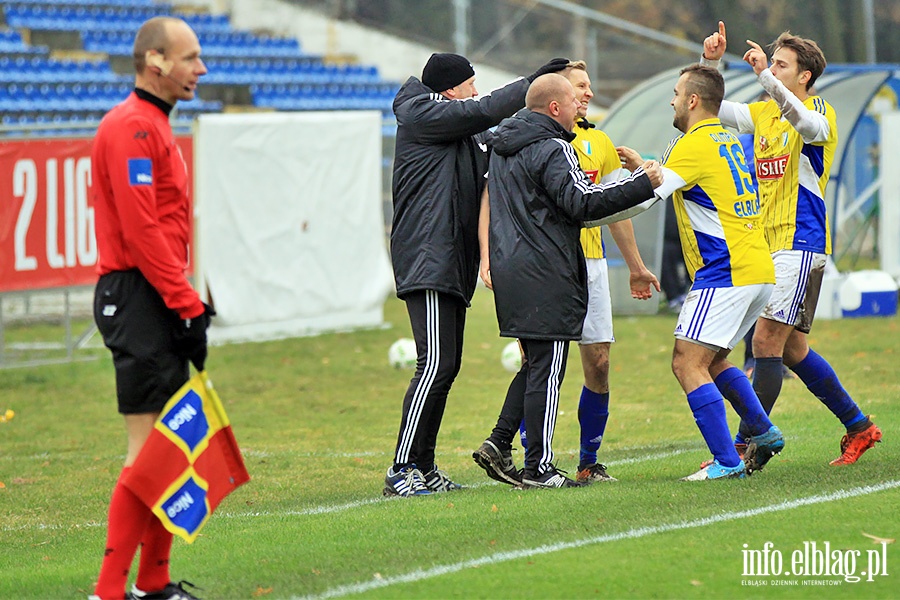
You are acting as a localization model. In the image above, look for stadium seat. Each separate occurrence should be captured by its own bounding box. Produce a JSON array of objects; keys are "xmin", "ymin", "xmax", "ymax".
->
[{"xmin": 1, "ymin": 2, "xmax": 397, "ymax": 126}]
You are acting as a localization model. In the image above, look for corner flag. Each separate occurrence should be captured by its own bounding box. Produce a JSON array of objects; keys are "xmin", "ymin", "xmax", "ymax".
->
[{"xmin": 123, "ymin": 371, "xmax": 250, "ymax": 543}]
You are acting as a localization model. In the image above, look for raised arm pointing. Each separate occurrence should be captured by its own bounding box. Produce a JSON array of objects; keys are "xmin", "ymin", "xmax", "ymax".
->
[{"xmin": 703, "ymin": 21, "xmax": 727, "ymax": 61}]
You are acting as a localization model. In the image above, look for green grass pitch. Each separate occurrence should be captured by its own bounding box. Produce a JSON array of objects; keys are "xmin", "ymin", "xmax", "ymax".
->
[{"xmin": 1, "ymin": 288, "xmax": 898, "ymax": 598}]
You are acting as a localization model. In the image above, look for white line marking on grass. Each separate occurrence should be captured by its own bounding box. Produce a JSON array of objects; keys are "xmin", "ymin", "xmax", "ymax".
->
[
  {"xmin": 218, "ymin": 482, "xmax": 502, "ymax": 520},
  {"xmin": 2, "ymin": 440, "xmax": 703, "ymax": 464},
  {"xmin": 222, "ymin": 497, "xmax": 394, "ymax": 519},
  {"xmin": 217, "ymin": 453, "xmax": 699, "ymax": 522},
  {"xmin": 294, "ymin": 480, "xmax": 900, "ymax": 600},
  {"xmin": 605, "ymin": 448, "xmax": 694, "ymax": 466},
  {"xmin": 2, "ymin": 450, "xmax": 705, "ymax": 533},
  {"xmin": 1, "ymin": 521, "xmax": 105, "ymax": 533},
  {"xmin": 613, "ymin": 440, "xmax": 701, "ymax": 452},
  {"xmin": 247, "ymin": 450, "xmax": 386, "ymax": 459}
]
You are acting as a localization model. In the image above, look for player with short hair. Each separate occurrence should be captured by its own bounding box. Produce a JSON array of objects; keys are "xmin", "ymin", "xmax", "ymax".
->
[
  {"xmin": 90, "ymin": 16, "xmax": 209, "ymax": 600},
  {"xmin": 474, "ymin": 61, "xmax": 659, "ymax": 484},
  {"xmin": 702, "ymin": 22, "xmax": 881, "ymax": 465},
  {"xmin": 477, "ymin": 73, "xmax": 661, "ymax": 488},
  {"xmin": 627, "ymin": 63, "xmax": 785, "ymax": 480},
  {"xmin": 563, "ymin": 60, "xmax": 660, "ymax": 483}
]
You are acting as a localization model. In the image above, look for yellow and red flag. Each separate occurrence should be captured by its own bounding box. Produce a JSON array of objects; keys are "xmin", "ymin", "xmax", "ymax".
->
[{"xmin": 124, "ymin": 371, "xmax": 250, "ymax": 543}]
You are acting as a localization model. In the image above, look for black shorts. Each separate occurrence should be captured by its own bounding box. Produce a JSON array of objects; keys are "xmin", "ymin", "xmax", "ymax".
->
[{"xmin": 94, "ymin": 269, "xmax": 189, "ymax": 415}]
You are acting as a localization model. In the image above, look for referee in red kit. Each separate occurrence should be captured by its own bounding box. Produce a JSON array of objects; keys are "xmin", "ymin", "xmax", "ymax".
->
[{"xmin": 90, "ymin": 16, "xmax": 212, "ymax": 600}]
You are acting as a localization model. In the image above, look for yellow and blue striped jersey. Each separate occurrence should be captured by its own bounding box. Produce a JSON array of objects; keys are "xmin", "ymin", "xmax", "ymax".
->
[
  {"xmin": 748, "ymin": 96, "xmax": 837, "ymax": 254},
  {"xmin": 661, "ymin": 118, "xmax": 775, "ymax": 289},
  {"xmin": 572, "ymin": 121, "xmax": 622, "ymax": 259}
]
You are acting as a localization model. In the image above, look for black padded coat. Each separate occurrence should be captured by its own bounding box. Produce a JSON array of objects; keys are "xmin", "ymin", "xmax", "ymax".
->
[
  {"xmin": 488, "ymin": 109, "xmax": 655, "ymax": 339},
  {"xmin": 390, "ymin": 76, "xmax": 530, "ymax": 305}
]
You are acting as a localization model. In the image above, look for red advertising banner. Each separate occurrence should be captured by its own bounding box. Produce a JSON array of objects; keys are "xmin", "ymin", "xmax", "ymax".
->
[{"xmin": 0, "ymin": 136, "xmax": 193, "ymax": 293}]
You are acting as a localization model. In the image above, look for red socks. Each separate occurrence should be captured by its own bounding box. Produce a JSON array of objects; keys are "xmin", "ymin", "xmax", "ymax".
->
[
  {"xmin": 93, "ymin": 467, "xmax": 172, "ymax": 599},
  {"xmin": 134, "ymin": 515, "xmax": 173, "ymax": 593}
]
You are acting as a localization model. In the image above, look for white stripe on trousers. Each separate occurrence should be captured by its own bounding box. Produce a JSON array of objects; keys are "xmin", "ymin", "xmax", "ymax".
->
[
  {"xmin": 539, "ymin": 340, "xmax": 566, "ymax": 473},
  {"xmin": 396, "ymin": 290, "xmax": 440, "ymax": 465}
]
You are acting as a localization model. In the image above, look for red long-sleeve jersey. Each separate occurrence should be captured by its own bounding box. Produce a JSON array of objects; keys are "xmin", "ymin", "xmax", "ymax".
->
[{"xmin": 92, "ymin": 90, "xmax": 204, "ymax": 319}]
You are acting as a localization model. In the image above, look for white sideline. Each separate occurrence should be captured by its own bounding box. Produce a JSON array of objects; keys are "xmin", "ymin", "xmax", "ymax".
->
[
  {"xmin": 216, "ymin": 448, "xmax": 697, "ymax": 520},
  {"xmin": 605, "ymin": 447, "xmax": 694, "ymax": 465},
  {"xmin": 0, "ymin": 447, "xmax": 704, "ymax": 533},
  {"xmin": 292, "ymin": 480, "xmax": 900, "ymax": 600},
  {"xmin": 218, "ymin": 481, "xmax": 496, "ymax": 520},
  {"xmin": 2, "ymin": 440, "xmax": 703, "ymax": 463}
]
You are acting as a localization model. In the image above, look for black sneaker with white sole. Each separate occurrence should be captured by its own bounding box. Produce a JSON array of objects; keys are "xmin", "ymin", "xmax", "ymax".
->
[
  {"xmin": 521, "ymin": 465, "xmax": 586, "ymax": 489},
  {"xmin": 129, "ymin": 580, "xmax": 202, "ymax": 600},
  {"xmin": 472, "ymin": 440, "xmax": 521, "ymax": 486}
]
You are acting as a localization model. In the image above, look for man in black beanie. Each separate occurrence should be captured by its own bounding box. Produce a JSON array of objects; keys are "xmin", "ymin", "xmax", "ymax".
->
[
  {"xmin": 385, "ymin": 53, "xmax": 570, "ymax": 497},
  {"xmin": 421, "ymin": 52, "xmax": 476, "ymax": 96}
]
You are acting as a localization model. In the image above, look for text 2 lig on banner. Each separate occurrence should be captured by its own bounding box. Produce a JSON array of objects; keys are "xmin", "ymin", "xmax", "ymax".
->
[{"xmin": 0, "ymin": 136, "xmax": 194, "ymax": 293}]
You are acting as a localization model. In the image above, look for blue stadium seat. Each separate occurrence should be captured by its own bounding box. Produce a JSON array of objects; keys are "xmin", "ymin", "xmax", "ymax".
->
[{"xmin": 2, "ymin": 3, "xmax": 396, "ymax": 123}]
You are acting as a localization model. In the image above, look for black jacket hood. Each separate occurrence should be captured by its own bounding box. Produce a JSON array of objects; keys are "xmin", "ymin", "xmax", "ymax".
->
[
  {"xmin": 491, "ymin": 109, "xmax": 576, "ymax": 157},
  {"xmin": 392, "ymin": 76, "xmax": 430, "ymax": 113}
]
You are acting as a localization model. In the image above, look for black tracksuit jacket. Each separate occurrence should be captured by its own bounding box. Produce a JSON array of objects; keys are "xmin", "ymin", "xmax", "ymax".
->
[
  {"xmin": 390, "ymin": 76, "xmax": 530, "ymax": 305},
  {"xmin": 488, "ymin": 109, "xmax": 655, "ymax": 340}
]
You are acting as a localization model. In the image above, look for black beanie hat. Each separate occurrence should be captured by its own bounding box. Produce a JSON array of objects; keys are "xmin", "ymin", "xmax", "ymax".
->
[{"xmin": 421, "ymin": 53, "xmax": 475, "ymax": 92}]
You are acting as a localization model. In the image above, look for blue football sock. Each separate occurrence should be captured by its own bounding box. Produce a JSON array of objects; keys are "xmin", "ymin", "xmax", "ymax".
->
[
  {"xmin": 715, "ymin": 367, "xmax": 772, "ymax": 437},
  {"xmin": 518, "ymin": 419, "xmax": 527, "ymax": 450},
  {"xmin": 578, "ymin": 387, "xmax": 609, "ymax": 467},
  {"xmin": 789, "ymin": 348, "xmax": 864, "ymax": 427},
  {"xmin": 687, "ymin": 383, "xmax": 742, "ymax": 468}
]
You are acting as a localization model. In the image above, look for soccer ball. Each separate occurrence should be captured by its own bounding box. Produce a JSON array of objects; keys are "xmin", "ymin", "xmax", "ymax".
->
[
  {"xmin": 388, "ymin": 338, "xmax": 418, "ymax": 369},
  {"xmin": 500, "ymin": 341, "xmax": 522, "ymax": 372}
]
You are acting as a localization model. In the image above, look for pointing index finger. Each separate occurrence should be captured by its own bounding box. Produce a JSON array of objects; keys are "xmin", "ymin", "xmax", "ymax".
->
[
  {"xmin": 746, "ymin": 39, "xmax": 763, "ymax": 52},
  {"xmin": 718, "ymin": 21, "xmax": 726, "ymax": 39}
]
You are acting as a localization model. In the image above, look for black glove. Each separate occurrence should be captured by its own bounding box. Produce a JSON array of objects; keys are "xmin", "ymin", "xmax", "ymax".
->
[
  {"xmin": 527, "ymin": 57, "xmax": 570, "ymax": 83},
  {"xmin": 175, "ymin": 302, "xmax": 216, "ymax": 371}
]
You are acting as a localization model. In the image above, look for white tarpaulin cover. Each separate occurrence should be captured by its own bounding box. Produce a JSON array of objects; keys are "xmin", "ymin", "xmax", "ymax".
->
[{"xmin": 194, "ymin": 111, "xmax": 393, "ymax": 343}]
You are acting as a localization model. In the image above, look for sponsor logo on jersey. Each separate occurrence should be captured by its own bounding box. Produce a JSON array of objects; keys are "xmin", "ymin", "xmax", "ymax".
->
[
  {"xmin": 128, "ymin": 158, "xmax": 153, "ymax": 186},
  {"xmin": 734, "ymin": 197, "xmax": 759, "ymax": 217},
  {"xmin": 756, "ymin": 154, "xmax": 789, "ymax": 180},
  {"xmin": 584, "ymin": 169, "xmax": 599, "ymax": 183},
  {"xmin": 734, "ymin": 197, "xmax": 761, "ymax": 217}
]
